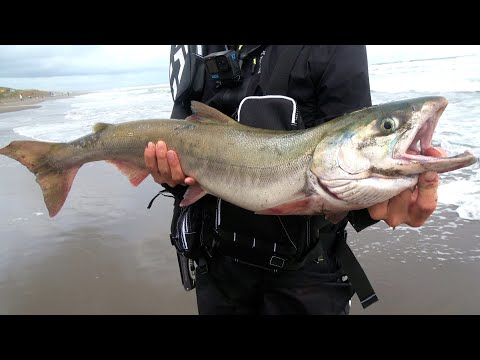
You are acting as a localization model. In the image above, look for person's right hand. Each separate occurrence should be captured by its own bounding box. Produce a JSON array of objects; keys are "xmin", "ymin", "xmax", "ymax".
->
[{"xmin": 144, "ymin": 141, "xmax": 197, "ymax": 187}]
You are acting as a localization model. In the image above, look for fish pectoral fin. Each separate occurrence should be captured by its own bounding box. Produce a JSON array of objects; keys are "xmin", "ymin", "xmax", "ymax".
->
[
  {"xmin": 255, "ymin": 195, "xmax": 349, "ymax": 224},
  {"xmin": 106, "ymin": 160, "xmax": 149, "ymax": 186},
  {"xmin": 179, "ymin": 184, "xmax": 208, "ymax": 207},
  {"xmin": 255, "ymin": 196, "xmax": 313, "ymax": 216}
]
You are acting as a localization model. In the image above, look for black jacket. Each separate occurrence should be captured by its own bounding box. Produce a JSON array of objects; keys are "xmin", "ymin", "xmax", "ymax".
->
[{"xmin": 168, "ymin": 45, "xmax": 378, "ymax": 268}]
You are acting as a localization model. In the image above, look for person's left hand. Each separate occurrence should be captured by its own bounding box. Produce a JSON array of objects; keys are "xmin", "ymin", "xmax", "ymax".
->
[{"xmin": 367, "ymin": 147, "xmax": 447, "ymax": 228}]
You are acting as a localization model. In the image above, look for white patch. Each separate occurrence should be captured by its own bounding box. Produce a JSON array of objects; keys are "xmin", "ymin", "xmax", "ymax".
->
[{"xmin": 170, "ymin": 45, "xmax": 188, "ymax": 100}]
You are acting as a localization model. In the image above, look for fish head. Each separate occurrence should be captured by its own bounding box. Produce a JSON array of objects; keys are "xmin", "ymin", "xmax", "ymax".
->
[{"xmin": 309, "ymin": 96, "xmax": 477, "ymax": 208}]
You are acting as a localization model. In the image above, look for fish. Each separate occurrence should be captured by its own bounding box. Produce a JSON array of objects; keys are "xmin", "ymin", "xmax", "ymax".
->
[{"xmin": 0, "ymin": 96, "xmax": 477, "ymax": 223}]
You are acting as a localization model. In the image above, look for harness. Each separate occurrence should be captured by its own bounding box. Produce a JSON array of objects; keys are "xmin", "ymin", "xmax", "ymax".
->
[{"xmin": 164, "ymin": 45, "xmax": 378, "ymax": 309}]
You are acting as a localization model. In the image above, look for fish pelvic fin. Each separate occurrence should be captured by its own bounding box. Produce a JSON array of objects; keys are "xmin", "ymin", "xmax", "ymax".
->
[
  {"xmin": 0, "ymin": 140, "xmax": 80, "ymax": 217},
  {"xmin": 179, "ymin": 184, "xmax": 208, "ymax": 207},
  {"xmin": 106, "ymin": 160, "xmax": 149, "ymax": 186}
]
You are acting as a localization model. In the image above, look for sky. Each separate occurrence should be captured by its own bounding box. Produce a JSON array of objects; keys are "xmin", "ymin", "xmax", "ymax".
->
[{"xmin": 1, "ymin": 45, "xmax": 479, "ymax": 92}]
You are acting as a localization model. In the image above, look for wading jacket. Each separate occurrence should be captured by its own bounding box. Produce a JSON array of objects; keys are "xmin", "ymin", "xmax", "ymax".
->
[{"xmin": 167, "ymin": 45, "xmax": 379, "ymax": 277}]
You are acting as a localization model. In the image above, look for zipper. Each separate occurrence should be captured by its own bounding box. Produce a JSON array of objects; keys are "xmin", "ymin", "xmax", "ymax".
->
[{"xmin": 292, "ymin": 105, "xmax": 299, "ymax": 128}]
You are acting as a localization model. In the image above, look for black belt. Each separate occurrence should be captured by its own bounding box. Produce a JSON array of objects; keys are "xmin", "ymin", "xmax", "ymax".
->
[
  {"xmin": 214, "ymin": 227, "xmax": 378, "ymax": 309},
  {"xmin": 214, "ymin": 227, "xmax": 328, "ymax": 272}
]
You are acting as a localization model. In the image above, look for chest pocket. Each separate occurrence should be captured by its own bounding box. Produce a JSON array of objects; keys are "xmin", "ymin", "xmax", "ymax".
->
[
  {"xmin": 213, "ymin": 94, "xmax": 312, "ymax": 270},
  {"xmin": 237, "ymin": 95, "xmax": 305, "ymax": 131}
]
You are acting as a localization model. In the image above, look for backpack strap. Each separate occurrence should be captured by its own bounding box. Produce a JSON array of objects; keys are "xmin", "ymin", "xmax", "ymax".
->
[{"xmin": 266, "ymin": 45, "xmax": 305, "ymax": 96}]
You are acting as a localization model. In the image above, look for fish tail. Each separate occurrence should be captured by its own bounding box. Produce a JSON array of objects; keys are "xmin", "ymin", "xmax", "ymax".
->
[{"xmin": 0, "ymin": 140, "xmax": 79, "ymax": 217}]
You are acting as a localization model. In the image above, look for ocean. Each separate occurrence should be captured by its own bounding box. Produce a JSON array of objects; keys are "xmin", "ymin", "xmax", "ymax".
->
[
  {"xmin": 0, "ymin": 51, "xmax": 479, "ymax": 314},
  {"xmin": 3, "ymin": 53, "xmax": 479, "ymax": 220}
]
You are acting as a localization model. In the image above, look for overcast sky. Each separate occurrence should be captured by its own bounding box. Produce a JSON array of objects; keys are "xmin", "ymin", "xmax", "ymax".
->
[{"xmin": 1, "ymin": 45, "xmax": 479, "ymax": 92}]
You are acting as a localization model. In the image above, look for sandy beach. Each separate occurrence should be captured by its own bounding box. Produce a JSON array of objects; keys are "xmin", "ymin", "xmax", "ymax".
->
[
  {"xmin": 0, "ymin": 159, "xmax": 198, "ymax": 315},
  {"xmin": 349, "ymin": 211, "xmax": 480, "ymax": 315},
  {"xmin": 0, "ymin": 93, "xmax": 82, "ymax": 114},
  {"xmin": 0, "ymin": 153, "xmax": 479, "ymax": 315},
  {"xmin": 0, "ymin": 97, "xmax": 43, "ymax": 113}
]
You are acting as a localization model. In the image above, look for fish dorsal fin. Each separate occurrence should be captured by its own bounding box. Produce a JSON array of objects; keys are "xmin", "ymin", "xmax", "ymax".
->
[
  {"xmin": 187, "ymin": 101, "xmax": 240, "ymax": 126},
  {"xmin": 93, "ymin": 122, "xmax": 112, "ymax": 133}
]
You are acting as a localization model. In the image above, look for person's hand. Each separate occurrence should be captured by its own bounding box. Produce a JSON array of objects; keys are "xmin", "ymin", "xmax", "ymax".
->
[
  {"xmin": 367, "ymin": 147, "xmax": 447, "ymax": 228},
  {"xmin": 144, "ymin": 141, "xmax": 197, "ymax": 187}
]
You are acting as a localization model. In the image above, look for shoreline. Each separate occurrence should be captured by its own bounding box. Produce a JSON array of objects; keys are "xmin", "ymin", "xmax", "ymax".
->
[
  {"xmin": 0, "ymin": 104, "xmax": 42, "ymax": 114},
  {"xmin": 0, "ymin": 91, "xmax": 87, "ymax": 114}
]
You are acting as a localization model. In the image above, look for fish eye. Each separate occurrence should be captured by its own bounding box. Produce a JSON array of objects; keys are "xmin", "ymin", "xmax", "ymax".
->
[{"xmin": 380, "ymin": 117, "xmax": 398, "ymax": 132}]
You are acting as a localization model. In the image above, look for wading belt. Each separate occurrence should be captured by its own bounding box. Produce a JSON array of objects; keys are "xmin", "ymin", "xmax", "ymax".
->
[
  {"xmin": 215, "ymin": 227, "xmax": 328, "ymax": 272},
  {"xmin": 215, "ymin": 227, "xmax": 378, "ymax": 309}
]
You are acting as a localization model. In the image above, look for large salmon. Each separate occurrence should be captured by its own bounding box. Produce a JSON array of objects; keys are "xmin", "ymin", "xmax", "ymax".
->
[{"xmin": 0, "ymin": 97, "xmax": 477, "ymax": 222}]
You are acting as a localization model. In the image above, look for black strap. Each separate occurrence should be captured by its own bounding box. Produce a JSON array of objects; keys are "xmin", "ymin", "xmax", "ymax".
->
[
  {"xmin": 214, "ymin": 227, "xmax": 329, "ymax": 272},
  {"xmin": 335, "ymin": 230, "xmax": 378, "ymax": 309},
  {"xmin": 216, "ymin": 226, "xmax": 377, "ymax": 308},
  {"xmin": 176, "ymin": 252, "xmax": 197, "ymax": 291},
  {"xmin": 266, "ymin": 45, "xmax": 304, "ymax": 95}
]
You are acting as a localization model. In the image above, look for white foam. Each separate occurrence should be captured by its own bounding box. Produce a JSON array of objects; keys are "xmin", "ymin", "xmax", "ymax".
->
[
  {"xmin": 438, "ymin": 168, "xmax": 480, "ymax": 220},
  {"xmin": 369, "ymin": 54, "xmax": 480, "ymax": 93},
  {"xmin": 13, "ymin": 84, "xmax": 174, "ymax": 143}
]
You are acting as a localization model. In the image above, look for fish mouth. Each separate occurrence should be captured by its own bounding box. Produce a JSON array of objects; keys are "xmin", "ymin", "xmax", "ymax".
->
[{"xmin": 393, "ymin": 97, "xmax": 477, "ymax": 173}]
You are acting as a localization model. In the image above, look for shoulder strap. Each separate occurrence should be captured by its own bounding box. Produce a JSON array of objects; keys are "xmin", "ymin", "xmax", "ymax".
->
[{"xmin": 266, "ymin": 45, "xmax": 305, "ymax": 95}]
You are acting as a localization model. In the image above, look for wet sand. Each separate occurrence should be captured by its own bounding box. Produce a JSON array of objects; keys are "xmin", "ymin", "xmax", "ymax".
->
[
  {"xmin": 0, "ymin": 96, "xmax": 43, "ymax": 113},
  {"xmin": 0, "ymin": 104, "xmax": 42, "ymax": 114},
  {"xmin": 0, "ymin": 144, "xmax": 479, "ymax": 314},
  {"xmin": 0, "ymin": 157, "xmax": 198, "ymax": 315},
  {"xmin": 349, "ymin": 211, "xmax": 480, "ymax": 315},
  {"xmin": 0, "ymin": 94, "xmax": 81, "ymax": 114}
]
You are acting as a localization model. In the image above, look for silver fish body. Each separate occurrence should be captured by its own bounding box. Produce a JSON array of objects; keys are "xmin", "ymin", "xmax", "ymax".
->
[{"xmin": 0, "ymin": 97, "xmax": 477, "ymax": 222}]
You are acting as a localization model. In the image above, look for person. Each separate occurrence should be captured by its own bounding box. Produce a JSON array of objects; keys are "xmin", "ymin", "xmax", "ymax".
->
[{"xmin": 144, "ymin": 45, "xmax": 443, "ymax": 315}]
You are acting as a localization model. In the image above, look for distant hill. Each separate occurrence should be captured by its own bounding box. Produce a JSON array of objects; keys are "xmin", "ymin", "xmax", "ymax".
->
[{"xmin": 0, "ymin": 87, "xmax": 55, "ymax": 101}]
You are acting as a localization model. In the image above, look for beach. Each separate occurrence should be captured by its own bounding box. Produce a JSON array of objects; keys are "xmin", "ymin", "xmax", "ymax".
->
[
  {"xmin": 349, "ymin": 209, "xmax": 480, "ymax": 314},
  {"xmin": 0, "ymin": 80, "xmax": 479, "ymax": 315},
  {"xmin": 0, "ymin": 97, "xmax": 44, "ymax": 113},
  {"xmin": 0, "ymin": 93, "xmax": 79, "ymax": 114},
  {"xmin": 0, "ymin": 157, "xmax": 479, "ymax": 315},
  {"xmin": 0, "ymin": 158, "xmax": 198, "ymax": 315}
]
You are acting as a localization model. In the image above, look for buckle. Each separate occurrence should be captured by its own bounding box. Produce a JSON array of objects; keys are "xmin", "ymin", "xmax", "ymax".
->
[
  {"xmin": 197, "ymin": 258, "xmax": 209, "ymax": 274},
  {"xmin": 170, "ymin": 234, "xmax": 178, "ymax": 246},
  {"xmin": 269, "ymin": 256, "xmax": 285, "ymax": 268}
]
